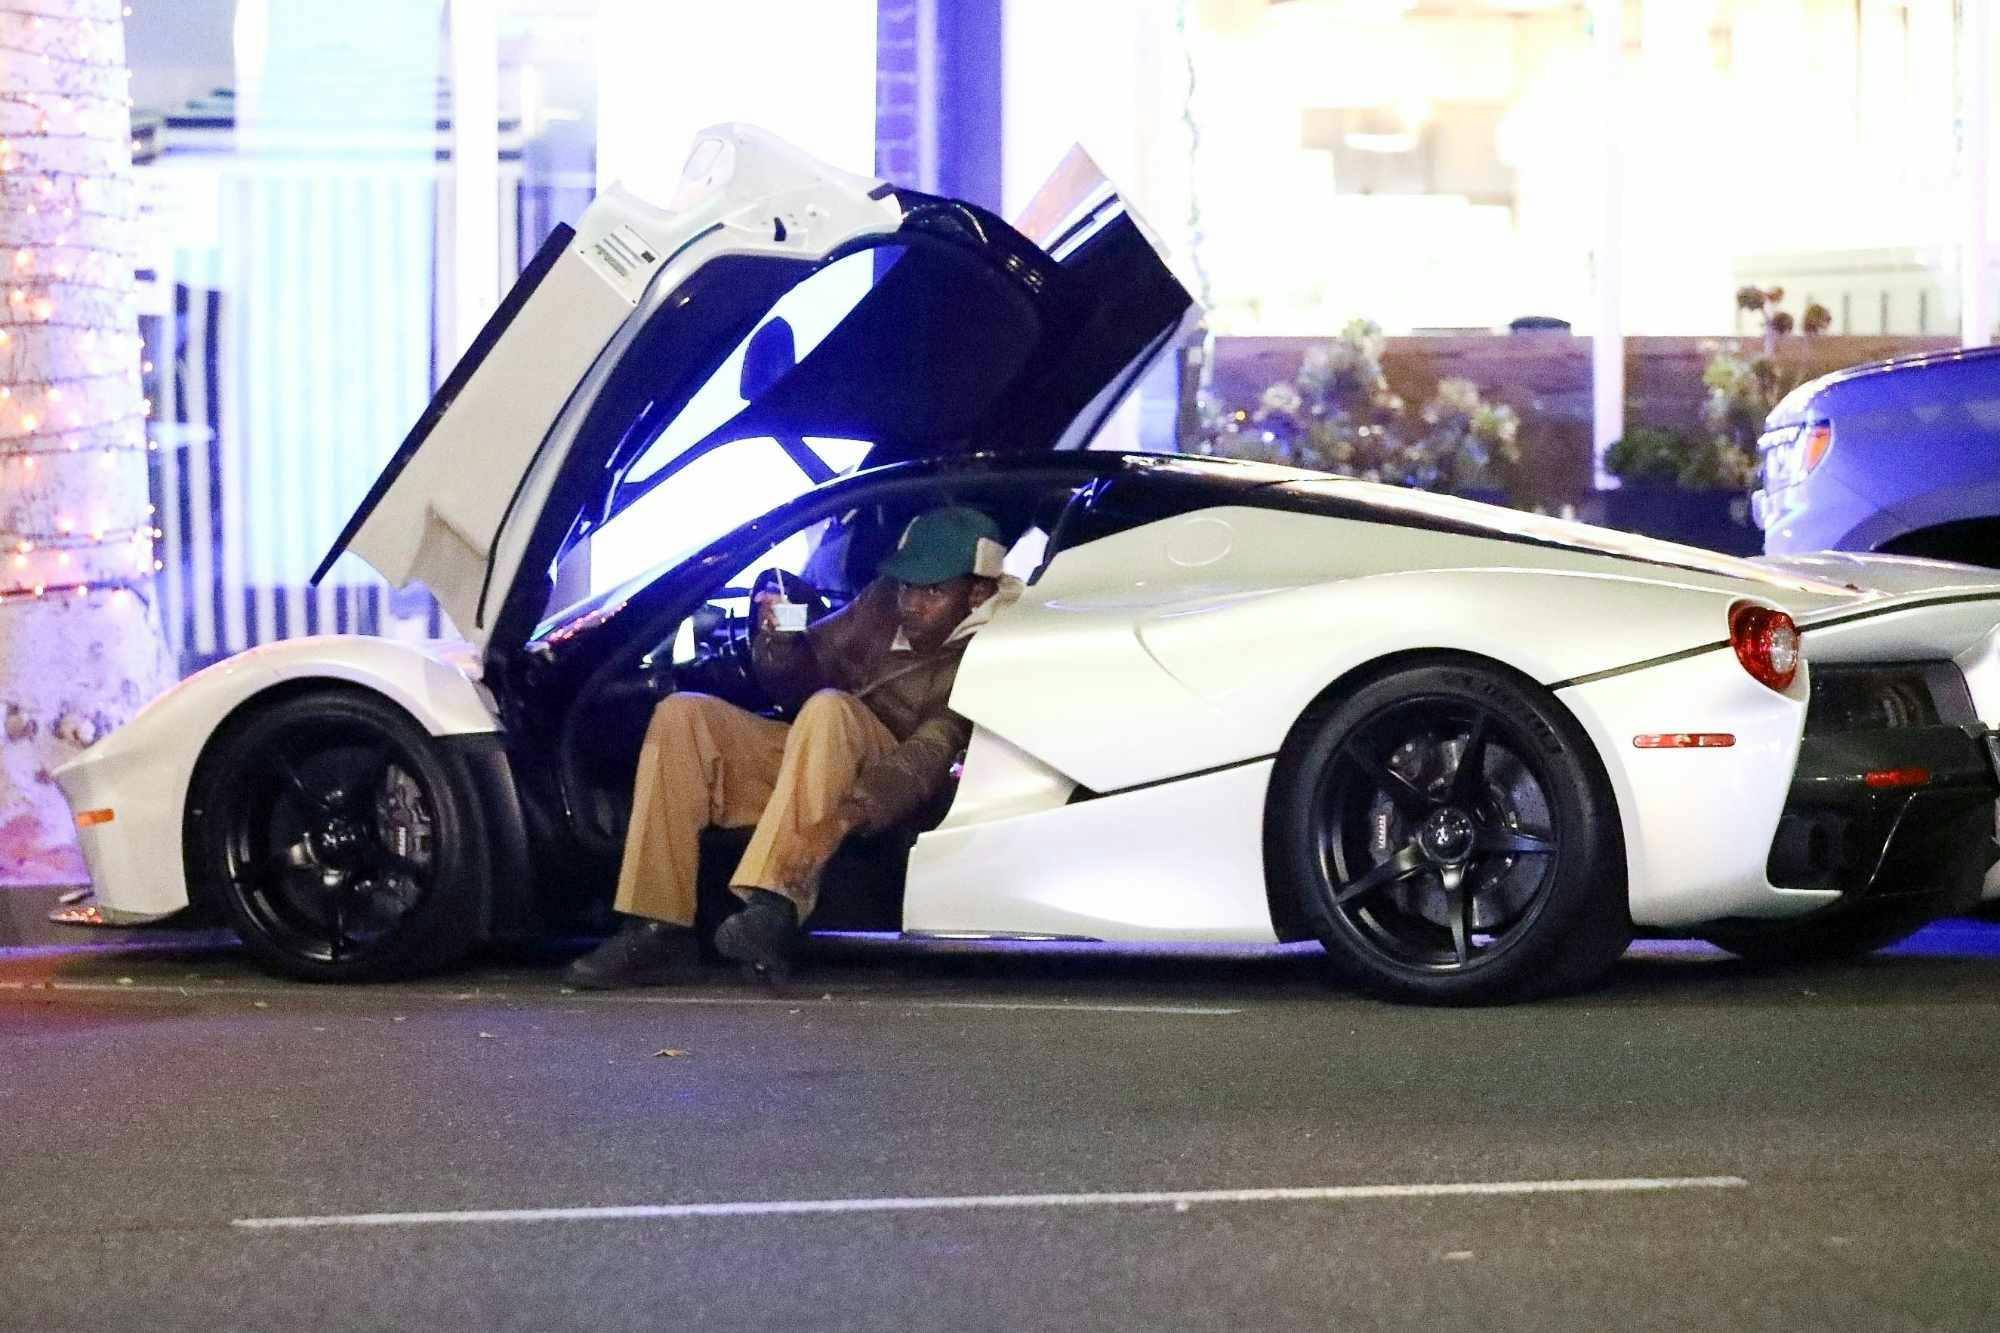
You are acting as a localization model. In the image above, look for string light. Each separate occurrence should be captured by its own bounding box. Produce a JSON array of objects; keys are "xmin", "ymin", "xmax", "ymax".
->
[
  {"xmin": 0, "ymin": 578, "xmax": 154, "ymax": 607},
  {"xmin": 0, "ymin": 526, "xmax": 158, "ymax": 548},
  {"xmin": 0, "ymin": 1, "xmax": 165, "ymax": 607}
]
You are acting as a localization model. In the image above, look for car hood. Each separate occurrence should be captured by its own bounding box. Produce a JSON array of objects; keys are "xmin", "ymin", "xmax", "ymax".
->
[{"xmin": 313, "ymin": 126, "xmax": 1195, "ymax": 654}]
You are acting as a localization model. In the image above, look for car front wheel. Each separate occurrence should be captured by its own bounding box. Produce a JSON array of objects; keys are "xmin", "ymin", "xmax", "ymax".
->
[
  {"xmin": 187, "ymin": 688, "xmax": 487, "ymax": 982},
  {"xmin": 1269, "ymin": 661, "xmax": 1630, "ymax": 1004}
]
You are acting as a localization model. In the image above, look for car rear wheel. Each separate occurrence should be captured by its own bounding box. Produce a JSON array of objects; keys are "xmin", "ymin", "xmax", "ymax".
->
[
  {"xmin": 1269, "ymin": 661, "xmax": 1630, "ymax": 1004},
  {"xmin": 188, "ymin": 688, "xmax": 486, "ymax": 982}
]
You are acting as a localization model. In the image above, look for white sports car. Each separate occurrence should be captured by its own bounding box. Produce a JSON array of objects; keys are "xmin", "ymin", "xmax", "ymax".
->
[{"xmin": 54, "ymin": 127, "xmax": 2000, "ymax": 1003}]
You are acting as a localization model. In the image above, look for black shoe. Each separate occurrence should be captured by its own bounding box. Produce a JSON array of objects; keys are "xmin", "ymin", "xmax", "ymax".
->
[
  {"xmin": 562, "ymin": 918, "xmax": 702, "ymax": 989},
  {"xmin": 713, "ymin": 889, "xmax": 800, "ymax": 984}
]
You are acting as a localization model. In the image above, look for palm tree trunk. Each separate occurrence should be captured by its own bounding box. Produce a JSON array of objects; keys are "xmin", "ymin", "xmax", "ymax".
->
[{"xmin": 0, "ymin": 0, "xmax": 170, "ymax": 882}]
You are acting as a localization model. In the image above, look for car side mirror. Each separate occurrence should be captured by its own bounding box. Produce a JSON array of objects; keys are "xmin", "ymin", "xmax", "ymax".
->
[{"xmin": 739, "ymin": 318, "xmax": 796, "ymax": 401}]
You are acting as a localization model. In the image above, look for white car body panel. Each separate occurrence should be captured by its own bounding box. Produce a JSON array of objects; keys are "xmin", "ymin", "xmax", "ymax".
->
[
  {"xmin": 338, "ymin": 125, "xmax": 901, "ymax": 649},
  {"xmin": 948, "ymin": 506, "xmax": 1832, "ymax": 797},
  {"xmin": 1755, "ymin": 550, "xmax": 2000, "ymax": 600},
  {"xmin": 51, "ymin": 637, "xmax": 498, "ymax": 921},
  {"xmin": 906, "ymin": 747, "xmax": 1277, "ymax": 942},
  {"xmin": 1554, "ymin": 650, "xmax": 1815, "ymax": 926}
]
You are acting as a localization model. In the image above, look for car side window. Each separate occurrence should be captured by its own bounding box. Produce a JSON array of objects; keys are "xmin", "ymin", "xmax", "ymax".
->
[
  {"xmin": 566, "ymin": 246, "xmax": 906, "ymax": 605},
  {"xmin": 612, "ymin": 248, "xmax": 903, "ymax": 496},
  {"xmin": 586, "ymin": 437, "xmax": 824, "ymax": 596}
]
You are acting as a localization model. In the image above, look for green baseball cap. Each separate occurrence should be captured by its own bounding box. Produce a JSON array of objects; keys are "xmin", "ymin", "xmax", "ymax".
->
[{"xmin": 876, "ymin": 506, "xmax": 1006, "ymax": 586}]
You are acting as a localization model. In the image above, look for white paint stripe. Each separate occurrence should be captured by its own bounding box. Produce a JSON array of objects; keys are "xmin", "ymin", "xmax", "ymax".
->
[
  {"xmin": 0, "ymin": 979, "xmax": 1238, "ymax": 1017},
  {"xmin": 233, "ymin": 1177, "xmax": 1748, "ymax": 1231},
  {"xmin": 602, "ymin": 994, "xmax": 1240, "ymax": 1016}
]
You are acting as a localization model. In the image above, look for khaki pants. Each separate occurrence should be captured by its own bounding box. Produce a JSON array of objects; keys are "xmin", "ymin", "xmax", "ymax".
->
[{"xmin": 612, "ymin": 690, "xmax": 899, "ymax": 926}]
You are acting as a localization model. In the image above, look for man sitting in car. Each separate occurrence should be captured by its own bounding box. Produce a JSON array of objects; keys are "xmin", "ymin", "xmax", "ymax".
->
[{"xmin": 564, "ymin": 506, "xmax": 1021, "ymax": 988}]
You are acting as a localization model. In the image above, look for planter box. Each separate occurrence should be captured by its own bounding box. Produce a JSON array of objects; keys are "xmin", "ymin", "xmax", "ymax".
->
[{"xmin": 1593, "ymin": 486, "xmax": 1762, "ymax": 557}]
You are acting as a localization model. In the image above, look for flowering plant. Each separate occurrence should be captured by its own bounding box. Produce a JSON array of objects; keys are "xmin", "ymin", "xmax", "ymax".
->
[
  {"xmin": 1191, "ymin": 320, "xmax": 1520, "ymax": 492},
  {"xmin": 1604, "ymin": 284, "xmax": 1829, "ymax": 492}
]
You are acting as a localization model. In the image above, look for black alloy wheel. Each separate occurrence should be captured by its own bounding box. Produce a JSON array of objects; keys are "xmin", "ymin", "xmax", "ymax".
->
[
  {"xmin": 189, "ymin": 689, "xmax": 486, "ymax": 982},
  {"xmin": 1270, "ymin": 661, "xmax": 1630, "ymax": 1004}
]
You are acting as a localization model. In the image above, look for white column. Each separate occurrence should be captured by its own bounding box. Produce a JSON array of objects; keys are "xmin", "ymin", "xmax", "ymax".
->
[
  {"xmin": 1963, "ymin": 0, "xmax": 1992, "ymax": 348},
  {"xmin": 915, "ymin": 0, "xmax": 940, "ymax": 192},
  {"xmin": 449, "ymin": 0, "xmax": 500, "ymax": 362},
  {"xmin": 1592, "ymin": 0, "xmax": 1624, "ymax": 488}
]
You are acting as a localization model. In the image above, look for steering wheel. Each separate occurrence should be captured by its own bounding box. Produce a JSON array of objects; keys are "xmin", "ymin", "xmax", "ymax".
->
[{"xmin": 715, "ymin": 590, "xmax": 758, "ymax": 681}]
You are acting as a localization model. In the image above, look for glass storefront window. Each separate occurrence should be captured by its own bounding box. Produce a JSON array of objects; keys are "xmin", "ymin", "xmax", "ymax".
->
[{"xmin": 1026, "ymin": 0, "xmax": 1995, "ymax": 339}]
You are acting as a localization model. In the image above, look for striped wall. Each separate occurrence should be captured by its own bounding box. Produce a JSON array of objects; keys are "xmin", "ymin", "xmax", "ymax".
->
[{"xmin": 136, "ymin": 144, "xmax": 553, "ymax": 676}]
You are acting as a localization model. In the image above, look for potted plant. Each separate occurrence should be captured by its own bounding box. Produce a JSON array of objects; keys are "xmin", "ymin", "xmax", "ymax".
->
[
  {"xmin": 1601, "ymin": 424, "xmax": 1762, "ymax": 554},
  {"xmin": 1600, "ymin": 288, "xmax": 1830, "ymax": 555}
]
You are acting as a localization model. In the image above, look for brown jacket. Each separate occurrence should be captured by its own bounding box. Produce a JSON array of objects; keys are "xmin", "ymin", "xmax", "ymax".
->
[{"xmin": 750, "ymin": 577, "xmax": 1020, "ymax": 832}]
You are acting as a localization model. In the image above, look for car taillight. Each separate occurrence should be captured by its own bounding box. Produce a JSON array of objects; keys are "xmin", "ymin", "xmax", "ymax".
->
[{"xmin": 1730, "ymin": 601, "xmax": 1801, "ymax": 693}]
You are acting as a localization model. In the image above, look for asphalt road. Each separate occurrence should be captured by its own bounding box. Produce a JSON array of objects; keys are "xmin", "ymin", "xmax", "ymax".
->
[{"xmin": 4, "ymin": 922, "xmax": 2000, "ymax": 1332}]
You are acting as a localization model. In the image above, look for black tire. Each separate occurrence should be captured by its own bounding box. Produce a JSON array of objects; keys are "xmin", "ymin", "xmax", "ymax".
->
[
  {"xmin": 1699, "ymin": 904, "xmax": 1936, "ymax": 965},
  {"xmin": 1268, "ymin": 660, "xmax": 1630, "ymax": 1004},
  {"xmin": 186, "ymin": 688, "xmax": 488, "ymax": 982}
]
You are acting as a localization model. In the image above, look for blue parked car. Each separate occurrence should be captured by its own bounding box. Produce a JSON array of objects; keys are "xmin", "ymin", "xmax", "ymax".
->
[{"xmin": 1754, "ymin": 346, "xmax": 2000, "ymax": 564}]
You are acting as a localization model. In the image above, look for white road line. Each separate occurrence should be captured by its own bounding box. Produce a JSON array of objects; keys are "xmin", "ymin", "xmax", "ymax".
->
[
  {"xmin": 0, "ymin": 979, "xmax": 1238, "ymax": 1017},
  {"xmin": 605, "ymin": 994, "xmax": 1240, "ymax": 1016},
  {"xmin": 233, "ymin": 1177, "xmax": 1748, "ymax": 1231}
]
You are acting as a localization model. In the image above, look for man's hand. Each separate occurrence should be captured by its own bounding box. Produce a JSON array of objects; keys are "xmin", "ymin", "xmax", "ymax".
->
[{"xmin": 752, "ymin": 589, "xmax": 781, "ymax": 635}]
